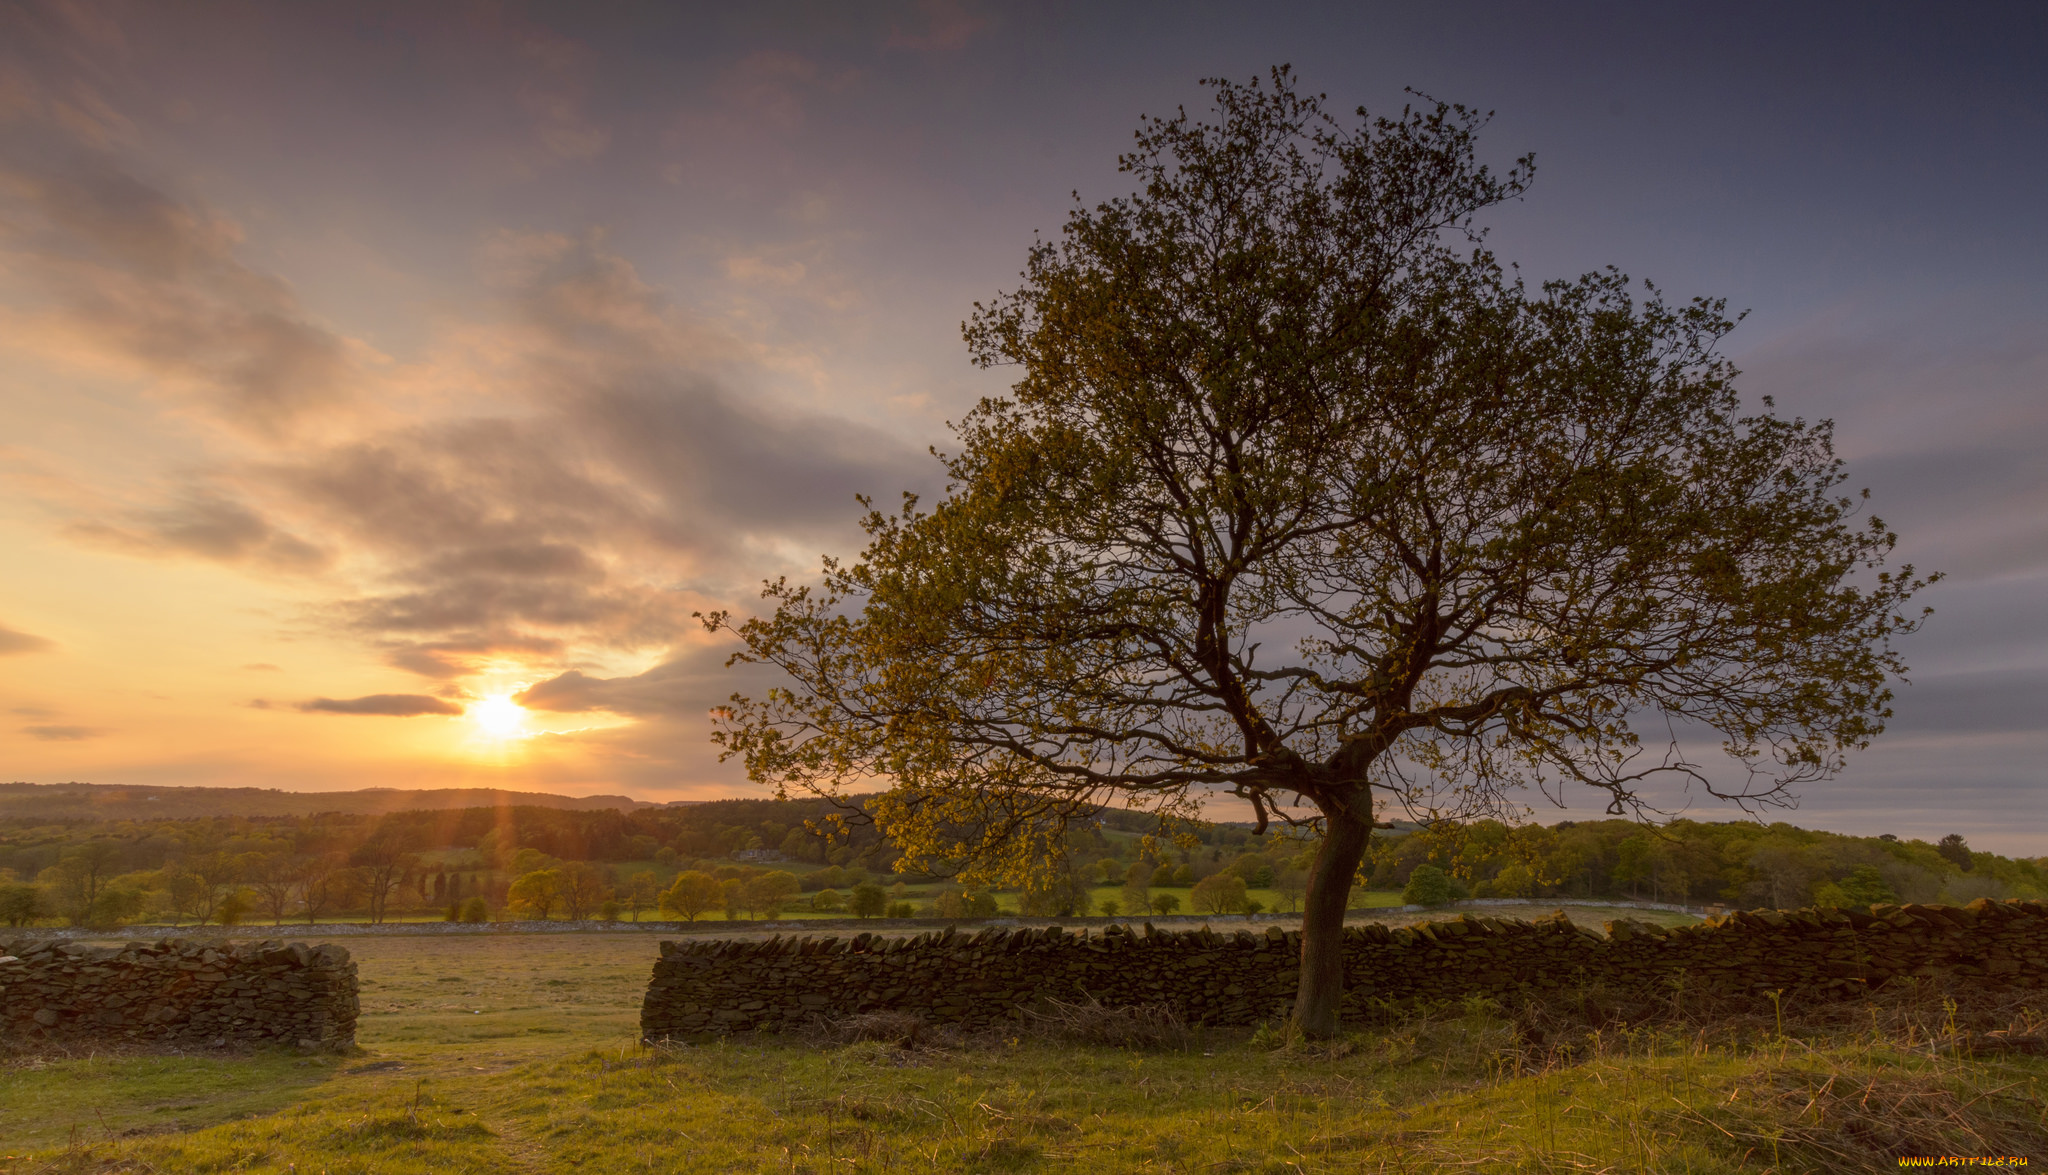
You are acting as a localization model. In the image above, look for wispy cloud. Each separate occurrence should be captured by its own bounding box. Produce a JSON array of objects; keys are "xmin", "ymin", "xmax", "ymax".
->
[
  {"xmin": 22, "ymin": 724, "xmax": 106, "ymax": 741},
  {"xmin": 0, "ymin": 623, "xmax": 54, "ymax": 656},
  {"xmin": 297, "ymin": 694, "xmax": 463, "ymax": 717}
]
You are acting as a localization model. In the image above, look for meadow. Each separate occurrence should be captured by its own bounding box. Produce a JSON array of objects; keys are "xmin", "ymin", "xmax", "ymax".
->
[{"xmin": 3, "ymin": 911, "xmax": 2043, "ymax": 1173}]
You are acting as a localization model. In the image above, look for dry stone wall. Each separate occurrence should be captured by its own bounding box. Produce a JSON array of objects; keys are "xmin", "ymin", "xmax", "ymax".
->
[
  {"xmin": 0, "ymin": 937, "xmax": 359, "ymax": 1049},
  {"xmin": 641, "ymin": 898, "xmax": 2048, "ymax": 1037}
]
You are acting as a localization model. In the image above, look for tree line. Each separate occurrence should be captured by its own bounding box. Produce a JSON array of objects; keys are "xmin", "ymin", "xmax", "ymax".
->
[{"xmin": 1, "ymin": 793, "xmax": 2037, "ymax": 929}]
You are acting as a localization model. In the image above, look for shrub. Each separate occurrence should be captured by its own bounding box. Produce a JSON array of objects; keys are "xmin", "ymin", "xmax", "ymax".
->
[
  {"xmin": 1190, "ymin": 873, "xmax": 1248, "ymax": 915},
  {"xmin": 216, "ymin": 890, "xmax": 251, "ymax": 927},
  {"xmin": 1150, "ymin": 892, "xmax": 1181, "ymax": 915},
  {"xmin": 1172, "ymin": 865, "xmax": 1194, "ymax": 885},
  {"xmin": 0, "ymin": 882, "xmax": 50, "ymax": 927},
  {"xmin": 1402, "ymin": 864, "xmax": 1468, "ymax": 907},
  {"xmin": 885, "ymin": 900, "xmax": 916, "ymax": 918},
  {"xmin": 1097, "ymin": 896, "xmax": 1120, "ymax": 917},
  {"xmin": 811, "ymin": 888, "xmax": 845, "ymax": 913},
  {"xmin": 1150, "ymin": 864, "xmax": 1175, "ymax": 887},
  {"xmin": 459, "ymin": 896, "xmax": 491, "ymax": 922},
  {"xmin": 445, "ymin": 903, "xmax": 460, "ymax": 922},
  {"xmin": 849, "ymin": 883, "xmax": 887, "ymax": 918}
]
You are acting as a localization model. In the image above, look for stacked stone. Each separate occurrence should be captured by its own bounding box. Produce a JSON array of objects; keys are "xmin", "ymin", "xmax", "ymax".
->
[
  {"xmin": 639, "ymin": 898, "xmax": 2048, "ymax": 1039},
  {"xmin": 0, "ymin": 938, "xmax": 359, "ymax": 1048}
]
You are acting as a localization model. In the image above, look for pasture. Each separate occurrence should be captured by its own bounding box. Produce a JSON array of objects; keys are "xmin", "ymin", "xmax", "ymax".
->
[{"xmin": 3, "ymin": 912, "xmax": 2043, "ymax": 1173}]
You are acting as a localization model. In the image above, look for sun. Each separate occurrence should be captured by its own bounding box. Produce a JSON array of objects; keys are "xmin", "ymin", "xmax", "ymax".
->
[{"xmin": 468, "ymin": 694, "xmax": 529, "ymax": 739}]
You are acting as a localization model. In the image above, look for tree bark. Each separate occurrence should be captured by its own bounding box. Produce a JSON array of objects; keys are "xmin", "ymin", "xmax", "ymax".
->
[{"xmin": 1290, "ymin": 792, "xmax": 1373, "ymax": 1038}]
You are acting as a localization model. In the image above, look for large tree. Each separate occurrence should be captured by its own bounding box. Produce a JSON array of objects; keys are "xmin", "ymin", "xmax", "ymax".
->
[{"xmin": 710, "ymin": 69, "xmax": 1930, "ymax": 1036}]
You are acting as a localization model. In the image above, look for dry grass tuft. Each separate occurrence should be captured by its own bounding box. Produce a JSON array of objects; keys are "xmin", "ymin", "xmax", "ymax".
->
[
  {"xmin": 1661, "ymin": 1063, "xmax": 2048, "ymax": 1172},
  {"xmin": 822, "ymin": 1010, "xmax": 945, "ymax": 1049},
  {"xmin": 1023, "ymin": 996, "xmax": 1192, "ymax": 1050}
]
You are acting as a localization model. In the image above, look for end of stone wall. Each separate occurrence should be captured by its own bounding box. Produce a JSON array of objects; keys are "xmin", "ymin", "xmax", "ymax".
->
[{"xmin": 0, "ymin": 937, "xmax": 360, "ymax": 1050}]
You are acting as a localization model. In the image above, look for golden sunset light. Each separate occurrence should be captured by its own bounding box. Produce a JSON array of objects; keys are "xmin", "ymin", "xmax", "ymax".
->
[
  {"xmin": 467, "ymin": 695, "xmax": 530, "ymax": 740},
  {"xmin": 2, "ymin": 7, "xmax": 2044, "ymax": 1169}
]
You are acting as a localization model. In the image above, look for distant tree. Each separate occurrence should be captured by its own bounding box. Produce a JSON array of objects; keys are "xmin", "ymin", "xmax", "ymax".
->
[
  {"xmin": 1097, "ymin": 896, "xmax": 1120, "ymax": 917},
  {"xmin": 246, "ymin": 853, "xmax": 300, "ymax": 926},
  {"xmin": 508, "ymin": 869, "xmax": 564, "ymax": 920},
  {"xmin": 624, "ymin": 871, "xmax": 661, "ymax": 921},
  {"xmin": 720, "ymin": 878, "xmax": 745, "ymax": 920},
  {"xmin": 1191, "ymin": 873, "xmax": 1249, "ymax": 916},
  {"xmin": 811, "ymin": 888, "xmax": 845, "ymax": 913},
  {"xmin": 849, "ymin": 882, "xmax": 887, "ymax": 919},
  {"xmin": 742, "ymin": 870, "xmax": 803, "ymax": 919},
  {"xmin": 558, "ymin": 863, "xmax": 611, "ymax": 920},
  {"xmin": 660, "ymin": 871, "xmax": 724, "ymax": 922},
  {"xmin": 43, "ymin": 840, "xmax": 124, "ymax": 925},
  {"xmin": 216, "ymin": 889, "xmax": 252, "ymax": 926},
  {"xmin": 351, "ymin": 829, "xmax": 420, "ymax": 924},
  {"xmin": 1937, "ymin": 834, "xmax": 1973, "ymax": 872},
  {"xmin": 459, "ymin": 896, "xmax": 491, "ymax": 923},
  {"xmin": 710, "ymin": 69, "xmax": 1934, "ymax": 1037},
  {"xmin": 1120, "ymin": 877, "xmax": 1150, "ymax": 918},
  {"xmin": 0, "ymin": 882, "xmax": 49, "ymax": 926},
  {"xmin": 1272, "ymin": 867, "xmax": 1308, "ymax": 914},
  {"xmin": 1402, "ymin": 864, "xmax": 1467, "ymax": 908},
  {"xmin": 1149, "ymin": 892, "xmax": 1181, "ymax": 916},
  {"xmin": 294, "ymin": 852, "xmax": 348, "ymax": 925}
]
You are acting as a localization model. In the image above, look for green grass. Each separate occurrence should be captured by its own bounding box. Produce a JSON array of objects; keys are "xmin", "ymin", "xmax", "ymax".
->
[{"xmin": 7, "ymin": 928, "xmax": 2037, "ymax": 1172}]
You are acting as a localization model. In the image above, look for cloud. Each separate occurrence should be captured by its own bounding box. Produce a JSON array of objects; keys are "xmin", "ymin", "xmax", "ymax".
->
[
  {"xmin": 0, "ymin": 623, "xmax": 54, "ymax": 655},
  {"xmin": 0, "ymin": 159, "xmax": 370, "ymax": 438},
  {"xmin": 517, "ymin": 641, "xmax": 776, "ymax": 718},
  {"xmin": 65, "ymin": 486, "xmax": 329, "ymax": 572},
  {"xmin": 22, "ymin": 724, "xmax": 106, "ymax": 740},
  {"xmin": 297, "ymin": 694, "xmax": 465, "ymax": 717}
]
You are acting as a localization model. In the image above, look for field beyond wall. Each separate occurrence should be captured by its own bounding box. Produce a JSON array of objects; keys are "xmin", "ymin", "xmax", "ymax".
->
[{"xmin": 3, "ymin": 913, "xmax": 2044, "ymax": 1174}]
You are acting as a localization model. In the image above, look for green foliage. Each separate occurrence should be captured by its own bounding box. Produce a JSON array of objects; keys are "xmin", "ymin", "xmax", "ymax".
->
[
  {"xmin": 458, "ymin": 896, "xmax": 490, "ymax": 923},
  {"xmin": 660, "ymin": 871, "xmax": 722, "ymax": 922},
  {"xmin": 1816, "ymin": 864, "xmax": 1900, "ymax": 908},
  {"xmin": 507, "ymin": 869, "xmax": 563, "ymax": 920},
  {"xmin": 1937, "ymin": 833, "xmax": 1973, "ymax": 872},
  {"xmin": 849, "ymin": 882, "xmax": 887, "ymax": 919},
  {"xmin": 1402, "ymin": 864, "xmax": 1469, "ymax": 907},
  {"xmin": 1190, "ymin": 873, "xmax": 1249, "ymax": 915},
  {"xmin": 740, "ymin": 870, "xmax": 802, "ymax": 919},
  {"xmin": 0, "ymin": 881, "xmax": 47, "ymax": 926}
]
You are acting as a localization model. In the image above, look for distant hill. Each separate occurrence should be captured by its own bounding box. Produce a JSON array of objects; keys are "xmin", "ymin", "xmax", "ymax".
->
[{"xmin": 0, "ymin": 781, "xmax": 656, "ymax": 822}]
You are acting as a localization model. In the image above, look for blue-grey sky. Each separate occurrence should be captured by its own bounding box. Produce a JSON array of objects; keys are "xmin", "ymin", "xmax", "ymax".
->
[{"xmin": 1, "ymin": 1, "xmax": 2042, "ymax": 850}]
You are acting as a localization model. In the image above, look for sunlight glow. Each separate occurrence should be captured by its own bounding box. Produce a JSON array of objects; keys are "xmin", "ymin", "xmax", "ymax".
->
[{"xmin": 469, "ymin": 694, "xmax": 530, "ymax": 739}]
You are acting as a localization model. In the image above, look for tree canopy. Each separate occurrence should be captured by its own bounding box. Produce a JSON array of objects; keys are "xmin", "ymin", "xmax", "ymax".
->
[{"xmin": 710, "ymin": 68, "xmax": 1932, "ymax": 1035}]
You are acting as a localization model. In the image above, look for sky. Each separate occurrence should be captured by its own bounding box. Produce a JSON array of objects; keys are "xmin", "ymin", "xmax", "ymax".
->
[{"xmin": 1, "ymin": 1, "xmax": 2043, "ymax": 850}]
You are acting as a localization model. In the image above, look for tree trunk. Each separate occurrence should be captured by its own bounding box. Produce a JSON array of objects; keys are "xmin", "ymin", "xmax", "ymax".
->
[{"xmin": 1290, "ymin": 793, "xmax": 1374, "ymax": 1038}]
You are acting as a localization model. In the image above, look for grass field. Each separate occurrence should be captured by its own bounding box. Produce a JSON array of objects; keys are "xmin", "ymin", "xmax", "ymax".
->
[{"xmin": 3, "ymin": 913, "xmax": 2042, "ymax": 1173}]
